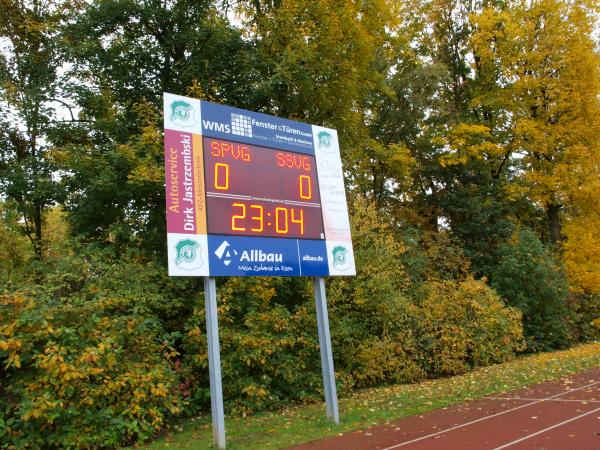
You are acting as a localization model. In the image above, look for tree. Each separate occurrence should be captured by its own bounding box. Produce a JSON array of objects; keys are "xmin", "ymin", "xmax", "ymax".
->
[
  {"xmin": 487, "ymin": 227, "xmax": 570, "ymax": 351},
  {"xmin": 470, "ymin": 0, "xmax": 600, "ymax": 246},
  {"xmin": 58, "ymin": 0, "xmax": 255, "ymax": 253},
  {"xmin": 0, "ymin": 0, "xmax": 68, "ymax": 259},
  {"xmin": 0, "ymin": 200, "xmax": 29, "ymax": 283},
  {"xmin": 238, "ymin": 0, "xmax": 401, "ymax": 186}
]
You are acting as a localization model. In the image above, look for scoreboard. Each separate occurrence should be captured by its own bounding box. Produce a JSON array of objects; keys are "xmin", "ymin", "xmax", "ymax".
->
[{"xmin": 163, "ymin": 93, "xmax": 355, "ymax": 277}]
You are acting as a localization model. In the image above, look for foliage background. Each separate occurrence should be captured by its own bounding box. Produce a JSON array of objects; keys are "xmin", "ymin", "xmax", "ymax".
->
[{"xmin": 1, "ymin": 0, "xmax": 599, "ymax": 448}]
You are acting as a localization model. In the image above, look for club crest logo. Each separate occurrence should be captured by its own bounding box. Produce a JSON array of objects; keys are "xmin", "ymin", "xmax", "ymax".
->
[
  {"xmin": 317, "ymin": 131, "xmax": 334, "ymax": 153},
  {"xmin": 175, "ymin": 239, "xmax": 203, "ymax": 270},
  {"xmin": 331, "ymin": 245, "xmax": 350, "ymax": 271},
  {"xmin": 170, "ymin": 100, "xmax": 196, "ymax": 127}
]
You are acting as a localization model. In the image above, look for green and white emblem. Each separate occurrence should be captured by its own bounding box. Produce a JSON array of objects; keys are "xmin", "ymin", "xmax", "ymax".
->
[
  {"xmin": 317, "ymin": 131, "xmax": 334, "ymax": 153},
  {"xmin": 331, "ymin": 245, "xmax": 350, "ymax": 271},
  {"xmin": 170, "ymin": 100, "xmax": 196, "ymax": 127},
  {"xmin": 175, "ymin": 239, "xmax": 203, "ymax": 271}
]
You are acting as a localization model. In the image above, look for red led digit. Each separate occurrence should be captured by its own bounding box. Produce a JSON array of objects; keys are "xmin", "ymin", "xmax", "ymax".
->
[
  {"xmin": 275, "ymin": 152, "xmax": 311, "ymax": 171},
  {"xmin": 276, "ymin": 152, "xmax": 286, "ymax": 167},
  {"xmin": 250, "ymin": 204, "xmax": 264, "ymax": 232},
  {"xmin": 231, "ymin": 202, "xmax": 246, "ymax": 231},
  {"xmin": 240, "ymin": 146, "xmax": 251, "ymax": 162},
  {"xmin": 214, "ymin": 163, "xmax": 230, "ymax": 190},
  {"xmin": 211, "ymin": 140, "xmax": 220, "ymax": 157},
  {"xmin": 299, "ymin": 175, "xmax": 312, "ymax": 200},
  {"xmin": 301, "ymin": 156, "xmax": 310, "ymax": 171},
  {"xmin": 291, "ymin": 208, "xmax": 304, "ymax": 235},
  {"xmin": 275, "ymin": 207, "xmax": 289, "ymax": 234}
]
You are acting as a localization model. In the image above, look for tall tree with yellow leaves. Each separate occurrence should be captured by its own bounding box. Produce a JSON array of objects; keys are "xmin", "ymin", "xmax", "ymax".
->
[
  {"xmin": 471, "ymin": 0, "xmax": 600, "ymax": 243},
  {"xmin": 237, "ymin": 0, "xmax": 402, "ymax": 195},
  {"xmin": 470, "ymin": 0, "xmax": 600, "ymax": 292}
]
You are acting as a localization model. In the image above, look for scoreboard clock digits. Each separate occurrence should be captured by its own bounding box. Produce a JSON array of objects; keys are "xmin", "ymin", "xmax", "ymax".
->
[{"xmin": 203, "ymin": 137, "xmax": 325, "ymax": 240}]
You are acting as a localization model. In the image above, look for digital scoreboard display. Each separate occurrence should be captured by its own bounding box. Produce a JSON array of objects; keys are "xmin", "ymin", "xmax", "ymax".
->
[
  {"xmin": 204, "ymin": 138, "xmax": 324, "ymax": 240},
  {"xmin": 163, "ymin": 94, "xmax": 355, "ymax": 277}
]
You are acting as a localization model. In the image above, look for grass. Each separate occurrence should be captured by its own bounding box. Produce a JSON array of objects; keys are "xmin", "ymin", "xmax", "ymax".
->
[{"xmin": 137, "ymin": 341, "xmax": 600, "ymax": 450}]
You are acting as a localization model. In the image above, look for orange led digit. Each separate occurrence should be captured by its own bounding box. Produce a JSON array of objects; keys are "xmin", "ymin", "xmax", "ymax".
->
[
  {"xmin": 250, "ymin": 204, "xmax": 264, "ymax": 232},
  {"xmin": 275, "ymin": 207, "xmax": 289, "ymax": 234},
  {"xmin": 291, "ymin": 208, "xmax": 304, "ymax": 235},
  {"xmin": 214, "ymin": 163, "xmax": 230, "ymax": 190},
  {"xmin": 231, "ymin": 202, "xmax": 246, "ymax": 231},
  {"xmin": 299, "ymin": 175, "xmax": 312, "ymax": 200}
]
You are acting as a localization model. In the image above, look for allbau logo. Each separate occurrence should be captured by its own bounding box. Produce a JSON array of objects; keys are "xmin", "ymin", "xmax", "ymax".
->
[
  {"xmin": 214, "ymin": 240, "xmax": 283, "ymax": 266},
  {"xmin": 214, "ymin": 240, "xmax": 237, "ymax": 266},
  {"xmin": 170, "ymin": 100, "xmax": 196, "ymax": 128},
  {"xmin": 174, "ymin": 239, "xmax": 203, "ymax": 271}
]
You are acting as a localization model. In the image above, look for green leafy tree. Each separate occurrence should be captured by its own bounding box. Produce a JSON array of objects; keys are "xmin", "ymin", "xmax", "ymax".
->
[
  {"xmin": 0, "ymin": 0, "xmax": 69, "ymax": 259},
  {"xmin": 0, "ymin": 201, "xmax": 30, "ymax": 284},
  {"xmin": 59, "ymin": 0, "xmax": 256, "ymax": 253},
  {"xmin": 487, "ymin": 227, "xmax": 570, "ymax": 351},
  {"xmin": 239, "ymin": 0, "xmax": 401, "ymax": 186}
]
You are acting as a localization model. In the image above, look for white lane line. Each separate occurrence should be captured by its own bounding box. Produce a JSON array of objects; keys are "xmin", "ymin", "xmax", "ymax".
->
[
  {"xmin": 488, "ymin": 397, "xmax": 600, "ymax": 403},
  {"xmin": 492, "ymin": 405, "xmax": 600, "ymax": 449},
  {"xmin": 381, "ymin": 380, "xmax": 600, "ymax": 450}
]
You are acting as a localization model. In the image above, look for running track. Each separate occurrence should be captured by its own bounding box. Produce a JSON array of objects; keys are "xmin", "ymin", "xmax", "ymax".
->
[{"xmin": 290, "ymin": 367, "xmax": 600, "ymax": 449}]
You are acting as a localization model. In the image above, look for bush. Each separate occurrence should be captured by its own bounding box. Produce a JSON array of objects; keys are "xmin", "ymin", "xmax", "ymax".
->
[
  {"xmin": 326, "ymin": 196, "xmax": 424, "ymax": 388},
  {"xmin": 0, "ymin": 291, "xmax": 182, "ymax": 449},
  {"xmin": 327, "ymin": 197, "xmax": 523, "ymax": 385},
  {"xmin": 566, "ymin": 293, "xmax": 600, "ymax": 342},
  {"xmin": 181, "ymin": 277, "xmax": 322, "ymax": 415},
  {"xmin": 413, "ymin": 278, "xmax": 525, "ymax": 375},
  {"xmin": 487, "ymin": 227, "xmax": 571, "ymax": 351},
  {"xmin": 0, "ymin": 198, "xmax": 529, "ymax": 447}
]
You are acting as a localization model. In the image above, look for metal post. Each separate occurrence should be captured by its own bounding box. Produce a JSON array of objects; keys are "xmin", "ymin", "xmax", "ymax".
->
[
  {"xmin": 313, "ymin": 277, "xmax": 340, "ymax": 424},
  {"xmin": 204, "ymin": 277, "xmax": 226, "ymax": 449}
]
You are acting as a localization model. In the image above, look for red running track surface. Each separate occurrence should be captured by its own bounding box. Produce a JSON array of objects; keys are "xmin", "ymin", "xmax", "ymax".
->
[{"xmin": 288, "ymin": 367, "xmax": 600, "ymax": 450}]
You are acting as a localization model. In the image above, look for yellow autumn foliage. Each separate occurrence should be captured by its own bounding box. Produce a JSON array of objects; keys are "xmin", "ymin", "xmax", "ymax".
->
[{"xmin": 0, "ymin": 292, "xmax": 182, "ymax": 448}]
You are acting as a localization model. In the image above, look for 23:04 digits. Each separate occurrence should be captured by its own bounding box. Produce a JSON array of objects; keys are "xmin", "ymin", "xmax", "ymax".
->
[
  {"xmin": 205, "ymin": 196, "xmax": 324, "ymax": 239},
  {"xmin": 231, "ymin": 203, "xmax": 304, "ymax": 235}
]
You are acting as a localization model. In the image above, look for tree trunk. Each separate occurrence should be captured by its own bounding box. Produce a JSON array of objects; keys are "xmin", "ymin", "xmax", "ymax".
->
[
  {"xmin": 547, "ymin": 203, "xmax": 562, "ymax": 245},
  {"xmin": 33, "ymin": 203, "xmax": 43, "ymax": 260}
]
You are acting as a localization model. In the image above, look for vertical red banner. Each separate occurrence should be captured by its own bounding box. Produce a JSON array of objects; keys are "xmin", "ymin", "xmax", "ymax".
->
[{"xmin": 165, "ymin": 129, "xmax": 197, "ymax": 234}]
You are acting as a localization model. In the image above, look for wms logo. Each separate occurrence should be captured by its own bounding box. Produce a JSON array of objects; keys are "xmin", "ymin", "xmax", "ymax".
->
[
  {"xmin": 214, "ymin": 240, "xmax": 238, "ymax": 266},
  {"xmin": 231, "ymin": 113, "xmax": 253, "ymax": 137}
]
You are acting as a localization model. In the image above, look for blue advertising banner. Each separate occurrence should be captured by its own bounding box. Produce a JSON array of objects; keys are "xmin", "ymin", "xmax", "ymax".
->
[
  {"xmin": 207, "ymin": 235, "xmax": 328, "ymax": 276},
  {"xmin": 200, "ymin": 101, "xmax": 315, "ymax": 155}
]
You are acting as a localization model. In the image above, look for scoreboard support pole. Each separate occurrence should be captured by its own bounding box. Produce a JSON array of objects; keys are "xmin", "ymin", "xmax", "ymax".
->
[
  {"xmin": 313, "ymin": 277, "xmax": 340, "ymax": 424},
  {"xmin": 204, "ymin": 277, "xmax": 226, "ymax": 449}
]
